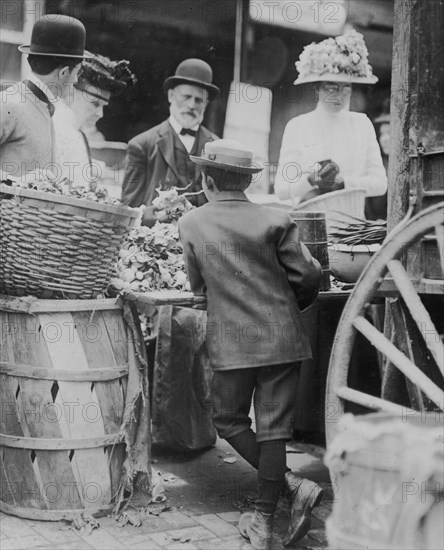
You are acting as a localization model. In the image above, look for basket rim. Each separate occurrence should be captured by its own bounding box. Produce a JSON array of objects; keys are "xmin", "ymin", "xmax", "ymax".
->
[
  {"xmin": 328, "ymin": 243, "xmax": 381, "ymax": 253},
  {"xmin": 293, "ymin": 187, "xmax": 367, "ymax": 209},
  {"xmin": 0, "ymin": 184, "xmax": 140, "ymax": 218}
]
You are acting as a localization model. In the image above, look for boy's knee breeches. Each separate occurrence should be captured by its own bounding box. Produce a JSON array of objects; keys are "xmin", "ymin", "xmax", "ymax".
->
[{"xmin": 211, "ymin": 362, "xmax": 301, "ymax": 442}]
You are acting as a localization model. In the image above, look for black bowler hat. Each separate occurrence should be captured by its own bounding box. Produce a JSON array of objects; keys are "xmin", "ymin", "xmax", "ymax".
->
[
  {"xmin": 163, "ymin": 58, "xmax": 220, "ymax": 99},
  {"xmin": 18, "ymin": 14, "xmax": 90, "ymax": 59}
]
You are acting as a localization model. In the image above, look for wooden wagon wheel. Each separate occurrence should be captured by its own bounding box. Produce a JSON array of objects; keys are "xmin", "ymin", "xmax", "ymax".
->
[{"xmin": 326, "ymin": 202, "xmax": 444, "ymax": 444}]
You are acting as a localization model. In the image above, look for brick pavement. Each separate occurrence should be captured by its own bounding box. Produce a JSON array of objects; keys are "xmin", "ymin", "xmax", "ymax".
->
[{"xmin": 0, "ymin": 439, "xmax": 332, "ymax": 550}]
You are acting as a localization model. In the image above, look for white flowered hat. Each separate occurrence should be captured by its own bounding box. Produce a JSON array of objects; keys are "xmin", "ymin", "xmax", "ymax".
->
[{"xmin": 294, "ymin": 29, "xmax": 378, "ymax": 85}]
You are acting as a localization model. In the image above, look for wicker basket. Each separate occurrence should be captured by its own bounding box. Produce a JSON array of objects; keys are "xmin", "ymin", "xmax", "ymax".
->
[
  {"xmin": 0, "ymin": 185, "xmax": 140, "ymax": 299},
  {"xmin": 292, "ymin": 189, "xmax": 367, "ymax": 233}
]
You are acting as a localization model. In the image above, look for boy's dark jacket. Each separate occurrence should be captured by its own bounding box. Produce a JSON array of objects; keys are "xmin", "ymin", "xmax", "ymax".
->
[{"xmin": 178, "ymin": 193, "xmax": 322, "ymax": 370}]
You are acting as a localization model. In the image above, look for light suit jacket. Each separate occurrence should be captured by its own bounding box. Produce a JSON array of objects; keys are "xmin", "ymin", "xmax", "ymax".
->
[{"xmin": 0, "ymin": 81, "xmax": 55, "ymax": 177}]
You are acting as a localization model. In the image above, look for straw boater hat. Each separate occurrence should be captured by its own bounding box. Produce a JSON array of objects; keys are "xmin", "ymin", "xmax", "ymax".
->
[
  {"xmin": 294, "ymin": 29, "xmax": 378, "ymax": 85},
  {"xmin": 18, "ymin": 14, "xmax": 90, "ymax": 59},
  {"xmin": 163, "ymin": 58, "xmax": 220, "ymax": 99},
  {"xmin": 74, "ymin": 52, "xmax": 137, "ymax": 102},
  {"xmin": 190, "ymin": 139, "xmax": 263, "ymax": 174}
]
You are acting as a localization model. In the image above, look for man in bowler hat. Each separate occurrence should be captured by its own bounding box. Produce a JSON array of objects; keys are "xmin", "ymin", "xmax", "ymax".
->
[
  {"xmin": 0, "ymin": 14, "xmax": 89, "ymax": 178},
  {"xmin": 121, "ymin": 58, "xmax": 219, "ymax": 226}
]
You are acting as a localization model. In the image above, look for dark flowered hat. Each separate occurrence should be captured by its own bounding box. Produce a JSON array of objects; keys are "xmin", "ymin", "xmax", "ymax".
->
[{"xmin": 75, "ymin": 52, "xmax": 137, "ymax": 101}]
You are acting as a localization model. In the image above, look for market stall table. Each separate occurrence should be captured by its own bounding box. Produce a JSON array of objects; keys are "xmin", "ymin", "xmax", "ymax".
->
[
  {"xmin": 124, "ymin": 286, "xmax": 381, "ymax": 447},
  {"xmin": 124, "ymin": 291, "xmax": 215, "ymax": 452},
  {"xmin": 295, "ymin": 286, "xmax": 384, "ymax": 443}
]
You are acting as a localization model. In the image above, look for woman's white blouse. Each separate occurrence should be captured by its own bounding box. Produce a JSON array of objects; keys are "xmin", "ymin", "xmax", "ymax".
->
[
  {"xmin": 53, "ymin": 101, "xmax": 90, "ymax": 185},
  {"xmin": 274, "ymin": 105, "xmax": 388, "ymax": 200}
]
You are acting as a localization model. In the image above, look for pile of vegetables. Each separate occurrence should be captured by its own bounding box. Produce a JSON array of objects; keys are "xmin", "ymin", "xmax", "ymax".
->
[
  {"xmin": 110, "ymin": 223, "xmax": 189, "ymax": 292},
  {"xmin": 151, "ymin": 186, "xmax": 194, "ymax": 222},
  {"xmin": 0, "ymin": 169, "xmax": 122, "ymax": 206},
  {"xmin": 110, "ymin": 187, "xmax": 194, "ymax": 293},
  {"xmin": 328, "ymin": 214, "xmax": 387, "ymax": 245}
]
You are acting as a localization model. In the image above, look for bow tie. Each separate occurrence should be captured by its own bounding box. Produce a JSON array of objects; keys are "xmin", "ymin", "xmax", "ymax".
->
[
  {"xmin": 24, "ymin": 79, "xmax": 55, "ymax": 117},
  {"xmin": 180, "ymin": 128, "xmax": 198, "ymax": 137}
]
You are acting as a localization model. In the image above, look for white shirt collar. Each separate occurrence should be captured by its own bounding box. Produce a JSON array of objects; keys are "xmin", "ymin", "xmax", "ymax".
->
[
  {"xmin": 28, "ymin": 73, "xmax": 58, "ymax": 104},
  {"xmin": 53, "ymin": 99, "xmax": 77, "ymax": 128},
  {"xmin": 168, "ymin": 115, "xmax": 199, "ymax": 135},
  {"xmin": 315, "ymin": 102, "xmax": 349, "ymax": 119}
]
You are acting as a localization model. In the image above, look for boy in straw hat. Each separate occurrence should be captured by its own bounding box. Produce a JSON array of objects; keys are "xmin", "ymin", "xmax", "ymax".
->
[
  {"xmin": 1, "ymin": 14, "xmax": 89, "ymax": 178},
  {"xmin": 179, "ymin": 139, "xmax": 324, "ymax": 549},
  {"xmin": 274, "ymin": 30, "xmax": 387, "ymax": 204}
]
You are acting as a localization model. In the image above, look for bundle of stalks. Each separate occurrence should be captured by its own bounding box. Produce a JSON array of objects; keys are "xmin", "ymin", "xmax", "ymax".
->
[{"xmin": 328, "ymin": 212, "xmax": 387, "ymax": 245}]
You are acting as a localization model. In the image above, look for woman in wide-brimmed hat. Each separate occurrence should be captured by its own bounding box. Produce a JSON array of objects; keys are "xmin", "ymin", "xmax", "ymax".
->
[{"xmin": 274, "ymin": 30, "xmax": 387, "ymax": 205}]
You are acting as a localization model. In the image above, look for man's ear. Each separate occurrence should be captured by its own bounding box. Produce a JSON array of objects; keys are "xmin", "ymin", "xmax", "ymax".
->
[
  {"xmin": 58, "ymin": 65, "xmax": 71, "ymax": 78},
  {"xmin": 204, "ymin": 173, "xmax": 216, "ymax": 192},
  {"xmin": 167, "ymin": 88, "xmax": 174, "ymax": 104}
]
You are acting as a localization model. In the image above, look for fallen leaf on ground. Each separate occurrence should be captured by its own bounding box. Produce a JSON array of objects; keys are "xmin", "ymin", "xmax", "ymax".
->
[
  {"xmin": 163, "ymin": 474, "xmax": 177, "ymax": 483},
  {"xmin": 223, "ymin": 456, "xmax": 238, "ymax": 464},
  {"xmin": 115, "ymin": 510, "xmax": 143, "ymax": 528},
  {"xmin": 151, "ymin": 471, "xmax": 166, "ymax": 501},
  {"xmin": 172, "ymin": 535, "xmax": 191, "ymax": 543},
  {"xmin": 60, "ymin": 514, "xmax": 100, "ymax": 536},
  {"xmin": 146, "ymin": 502, "xmax": 172, "ymax": 516}
]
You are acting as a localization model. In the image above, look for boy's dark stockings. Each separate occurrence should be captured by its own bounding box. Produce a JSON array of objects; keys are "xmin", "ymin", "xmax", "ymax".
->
[
  {"xmin": 227, "ymin": 431, "xmax": 287, "ymax": 514},
  {"xmin": 227, "ymin": 429, "xmax": 259, "ymax": 468}
]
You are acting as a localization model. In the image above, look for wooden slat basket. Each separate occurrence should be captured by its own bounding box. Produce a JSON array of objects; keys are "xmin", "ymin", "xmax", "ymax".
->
[
  {"xmin": 0, "ymin": 297, "xmax": 130, "ymax": 520},
  {"xmin": 0, "ymin": 185, "xmax": 140, "ymax": 299}
]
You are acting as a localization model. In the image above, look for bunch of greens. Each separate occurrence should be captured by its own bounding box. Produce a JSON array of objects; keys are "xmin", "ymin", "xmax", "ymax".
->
[
  {"xmin": 328, "ymin": 213, "xmax": 387, "ymax": 245},
  {"xmin": 1, "ymin": 169, "xmax": 121, "ymax": 206},
  {"xmin": 152, "ymin": 186, "xmax": 195, "ymax": 223},
  {"xmin": 110, "ymin": 222, "xmax": 189, "ymax": 292}
]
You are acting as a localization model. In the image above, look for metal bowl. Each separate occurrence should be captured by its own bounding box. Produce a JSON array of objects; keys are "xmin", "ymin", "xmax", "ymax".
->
[{"xmin": 327, "ymin": 243, "xmax": 381, "ymax": 283}]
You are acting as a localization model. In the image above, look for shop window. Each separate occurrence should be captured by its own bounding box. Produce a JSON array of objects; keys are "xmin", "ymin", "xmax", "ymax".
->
[
  {"xmin": 1, "ymin": 0, "xmax": 25, "ymax": 32},
  {"xmin": 0, "ymin": 43, "xmax": 21, "ymax": 85},
  {"xmin": 0, "ymin": 0, "xmax": 43, "ymax": 84}
]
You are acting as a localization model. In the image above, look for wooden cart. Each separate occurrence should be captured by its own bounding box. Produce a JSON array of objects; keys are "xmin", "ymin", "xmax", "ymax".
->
[
  {"xmin": 325, "ymin": 0, "xmax": 444, "ymax": 443},
  {"xmin": 326, "ymin": 203, "xmax": 444, "ymax": 442}
]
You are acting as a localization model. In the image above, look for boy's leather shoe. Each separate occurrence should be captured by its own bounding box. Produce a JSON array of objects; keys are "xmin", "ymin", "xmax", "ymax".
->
[
  {"xmin": 283, "ymin": 472, "xmax": 324, "ymax": 547},
  {"xmin": 239, "ymin": 510, "xmax": 273, "ymax": 550}
]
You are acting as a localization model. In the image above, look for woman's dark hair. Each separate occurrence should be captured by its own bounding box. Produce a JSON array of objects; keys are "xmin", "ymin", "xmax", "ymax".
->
[
  {"xmin": 28, "ymin": 54, "xmax": 82, "ymax": 75},
  {"xmin": 204, "ymin": 166, "xmax": 252, "ymax": 191}
]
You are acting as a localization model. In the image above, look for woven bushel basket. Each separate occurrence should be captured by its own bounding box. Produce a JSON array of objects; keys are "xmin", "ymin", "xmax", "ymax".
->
[{"xmin": 0, "ymin": 185, "xmax": 140, "ymax": 299}]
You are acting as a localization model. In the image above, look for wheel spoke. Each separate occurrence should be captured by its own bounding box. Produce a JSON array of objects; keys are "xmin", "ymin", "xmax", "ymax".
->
[
  {"xmin": 435, "ymin": 223, "xmax": 444, "ymax": 275},
  {"xmin": 387, "ymin": 259, "xmax": 444, "ymax": 376},
  {"xmin": 353, "ymin": 316, "xmax": 443, "ymax": 409},
  {"xmin": 336, "ymin": 386, "xmax": 414, "ymax": 414}
]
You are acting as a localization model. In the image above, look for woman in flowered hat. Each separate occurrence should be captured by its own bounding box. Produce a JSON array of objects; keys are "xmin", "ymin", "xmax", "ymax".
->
[
  {"xmin": 54, "ymin": 52, "xmax": 136, "ymax": 185},
  {"xmin": 274, "ymin": 30, "xmax": 387, "ymax": 204}
]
